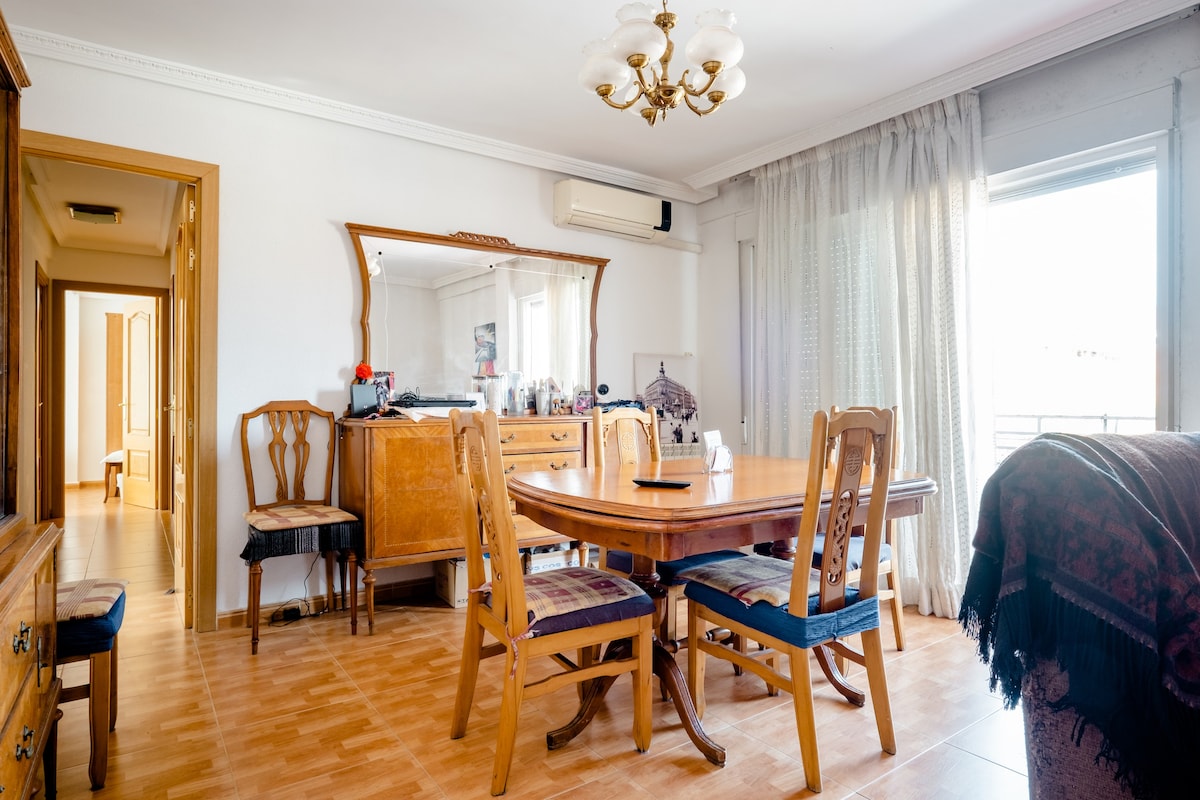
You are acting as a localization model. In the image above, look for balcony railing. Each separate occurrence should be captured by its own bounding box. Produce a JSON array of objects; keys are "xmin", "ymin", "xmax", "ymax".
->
[{"xmin": 992, "ymin": 413, "xmax": 1156, "ymax": 466}]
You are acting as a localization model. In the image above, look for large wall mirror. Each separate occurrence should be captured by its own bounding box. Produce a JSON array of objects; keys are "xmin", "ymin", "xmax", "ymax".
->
[{"xmin": 346, "ymin": 223, "xmax": 608, "ymax": 400}]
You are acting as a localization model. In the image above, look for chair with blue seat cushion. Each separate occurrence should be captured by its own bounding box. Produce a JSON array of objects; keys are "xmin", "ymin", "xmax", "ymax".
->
[
  {"xmin": 591, "ymin": 405, "xmax": 745, "ymax": 644},
  {"xmin": 448, "ymin": 409, "xmax": 654, "ymax": 796},
  {"xmin": 816, "ymin": 404, "xmax": 905, "ymax": 650},
  {"xmin": 47, "ymin": 577, "xmax": 129, "ymax": 792},
  {"xmin": 685, "ymin": 406, "xmax": 896, "ymax": 793}
]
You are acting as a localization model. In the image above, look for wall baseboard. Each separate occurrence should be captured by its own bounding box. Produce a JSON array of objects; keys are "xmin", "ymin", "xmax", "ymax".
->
[{"xmin": 216, "ymin": 575, "xmax": 440, "ymax": 630}]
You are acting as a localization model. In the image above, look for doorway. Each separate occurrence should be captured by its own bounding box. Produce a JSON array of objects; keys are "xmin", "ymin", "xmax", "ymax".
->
[
  {"xmin": 23, "ymin": 130, "xmax": 219, "ymax": 632},
  {"xmin": 56, "ymin": 286, "xmax": 166, "ymax": 507}
]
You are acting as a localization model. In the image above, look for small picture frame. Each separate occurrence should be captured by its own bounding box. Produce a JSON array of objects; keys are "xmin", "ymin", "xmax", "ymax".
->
[{"xmin": 573, "ymin": 393, "xmax": 594, "ymax": 414}]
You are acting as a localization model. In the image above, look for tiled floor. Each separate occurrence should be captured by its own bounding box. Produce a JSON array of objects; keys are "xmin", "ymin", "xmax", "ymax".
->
[{"xmin": 50, "ymin": 486, "xmax": 1028, "ymax": 799}]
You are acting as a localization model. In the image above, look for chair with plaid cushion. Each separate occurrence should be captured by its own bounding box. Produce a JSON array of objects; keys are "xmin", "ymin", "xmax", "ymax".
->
[
  {"xmin": 684, "ymin": 406, "xmax": 897, "ymax": 793},
  {"xmin": 449, "ymin": 409, "xmax": 655, "ymax": 796},
  {"xmin": 239, "ymin": 400, "xmax": 363, "ymax": 654}
]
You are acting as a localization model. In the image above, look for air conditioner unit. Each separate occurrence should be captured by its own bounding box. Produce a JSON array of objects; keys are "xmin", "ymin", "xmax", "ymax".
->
[{"xmin": 553, "ymin": 179, "xmax": 672, "ymax": 243}]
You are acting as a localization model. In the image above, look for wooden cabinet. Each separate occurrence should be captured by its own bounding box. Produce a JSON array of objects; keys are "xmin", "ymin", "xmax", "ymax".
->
[
  {"xmin": 0, "ymin": 522, "xmax": 61, "ymax": 799},
  {"xmin": 338, "ymin": 415, "xmax": 588, "ymax": 626}
]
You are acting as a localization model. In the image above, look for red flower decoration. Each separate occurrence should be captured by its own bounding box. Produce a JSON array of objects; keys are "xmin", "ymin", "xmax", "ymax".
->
[{"xmin": 355, "ymin": 362, "xmax": 373, "ymax": 381}]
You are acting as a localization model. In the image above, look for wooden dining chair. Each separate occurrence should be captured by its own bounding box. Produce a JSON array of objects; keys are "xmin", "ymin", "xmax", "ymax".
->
[
  {"xmin": 238, "ymin": 400, "xmax": 362, "ymax": 654},
  {"xmin": 818, "ymin": 405, "xmax": 905, "ymax": 650},
  {"xmin": 591, "ymin": 405, "xmax": 746, "ymax": 644},
  {"xmin": 449, "ymin": 409, "xmax": 655, "ymax": 796},
  {"xmin": 683, "ymin": 406, "xmax": 897, "ymax": 793}
]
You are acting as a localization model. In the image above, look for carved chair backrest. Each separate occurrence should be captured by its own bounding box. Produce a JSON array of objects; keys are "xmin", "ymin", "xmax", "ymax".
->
[
  {"xmin": 450, "ymin": 409, "xmax": 528, "ymax": 635},
  {"xmin": 791, "ymin": 406, "xmax": 894, "ymax": 617},
  {"xmin": 591, "ymin": 406, "xmax": 661, "ymax": 469},
  {"xmin": 240, "ymin": 400, "xmax": 336, "ymax": 512}
]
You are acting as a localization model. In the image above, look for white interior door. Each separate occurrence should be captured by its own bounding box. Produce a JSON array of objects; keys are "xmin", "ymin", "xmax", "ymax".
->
[{"xmin": 122, "ymin": 297, "xmax": 158, "ymax": 508}]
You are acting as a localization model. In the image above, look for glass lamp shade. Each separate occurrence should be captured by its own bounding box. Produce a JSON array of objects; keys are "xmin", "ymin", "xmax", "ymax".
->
[
  {"xmin": 710, "ymin": 65, "xmax": 746, "ymax": 100},
  {"xmin": 580, "ymin": 42, "xmax": 632, "ymax": 91},
  {"xmin": 609, "ymin": 17, "xmax": 667, "ymax": 64},
  {"xmin": 685, "ymin": 10, "xmax": 743, "ymax": 68}
]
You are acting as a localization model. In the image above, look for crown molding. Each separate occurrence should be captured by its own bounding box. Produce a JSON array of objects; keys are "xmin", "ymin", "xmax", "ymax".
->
[
  {"xmin": 11, "ymin": 26, "xmax": 715, "ymax": 204},
  {"xmin": 683, "ymin": 0, "xmax": 1197, "ymax": 190}
]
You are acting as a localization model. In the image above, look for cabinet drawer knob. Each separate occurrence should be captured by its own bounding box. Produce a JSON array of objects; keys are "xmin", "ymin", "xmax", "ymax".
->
[
  {"xmin": 500, "ymin": 433, "xmax": 517, "ymax": 443},
  {"xmin": 550, "ymin": 432, "xmax": 569, "ymax": 441},
  {"xmin": 504, "ymin": 464, "xmax": 516, "ymax": 474},
  {"xmin": 550, "ymin": 461, "xmax": 568, "ymax": 470}
]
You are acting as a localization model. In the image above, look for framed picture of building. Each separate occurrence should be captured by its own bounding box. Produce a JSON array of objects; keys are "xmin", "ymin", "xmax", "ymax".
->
[{"xmin": 634, "ymin": 353, "xmax": 701, "ymax": 459}]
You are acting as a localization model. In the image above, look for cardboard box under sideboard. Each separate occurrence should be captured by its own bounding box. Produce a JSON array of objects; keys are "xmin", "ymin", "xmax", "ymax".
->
[
  {"xmin": 523, "ymin": 548, "xmax": 581, "ymax": 574},
  {"xmin": 435, "ymin": 556, "xmax": 490, "ymax": 608}
]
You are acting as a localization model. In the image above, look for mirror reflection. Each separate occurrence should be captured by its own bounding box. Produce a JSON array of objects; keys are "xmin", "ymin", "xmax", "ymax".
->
[{"xmin": 347, "ymin": 224, "xmax": 607, "ymax": 402}]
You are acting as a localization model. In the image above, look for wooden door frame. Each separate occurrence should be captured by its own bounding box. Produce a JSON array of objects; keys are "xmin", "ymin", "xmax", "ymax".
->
[
  {"xmin": 23, "ymin": 130, "xmax": 219, "ymax": 632},
  {"xmin": 51, "ymin": 283, "xmax": 167, "ymax": 506}
]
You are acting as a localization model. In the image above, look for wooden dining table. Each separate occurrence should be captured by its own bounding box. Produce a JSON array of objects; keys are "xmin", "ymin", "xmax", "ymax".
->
[{"xmin": 507, "ymin": 454, "xmax": 937, "ymax": 766}]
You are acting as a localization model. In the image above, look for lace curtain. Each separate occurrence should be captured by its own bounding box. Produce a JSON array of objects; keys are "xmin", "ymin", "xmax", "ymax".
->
[{"xmin": 750, "ymin": 91, "xmax": 987, "ymax": 619}]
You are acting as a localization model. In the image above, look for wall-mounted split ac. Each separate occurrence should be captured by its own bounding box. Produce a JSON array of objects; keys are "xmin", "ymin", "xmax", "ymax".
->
[{"xmin": 553, "ymin": 179, "xmax": 672, "ymax": 244}]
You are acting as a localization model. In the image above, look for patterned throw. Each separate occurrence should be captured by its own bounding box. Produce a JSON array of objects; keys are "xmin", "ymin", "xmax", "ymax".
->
[
  {"xmin": 57, "ymin": 578, "xmax": 129, "ymax": 621},
  {"xmin": 960, "ymin": 432, "xmax": 1200, "ymax": 800},
  {"xmin": 679, "ymin": 554, "xmax": 821, "ymax": 607},
  {"xmin": 519, "ymin": 567, "xmax": 646, "ymax": 628}
]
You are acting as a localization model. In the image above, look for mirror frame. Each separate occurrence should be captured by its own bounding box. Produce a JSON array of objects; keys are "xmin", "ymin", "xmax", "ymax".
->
[{"xmin": 346, "ymin": 222, "xmax": 609, "ymax": 396}]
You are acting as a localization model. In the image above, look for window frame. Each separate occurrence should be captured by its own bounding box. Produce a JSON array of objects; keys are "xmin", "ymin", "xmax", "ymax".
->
[{"xmin": 986, "ymin": 133, "xmax": 1178, "ymax": 432}]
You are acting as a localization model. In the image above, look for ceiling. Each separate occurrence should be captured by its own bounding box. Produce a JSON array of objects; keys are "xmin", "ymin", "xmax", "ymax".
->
[{"xmin": 5, "ymin": 0, "xmax": 1192, "ymax": 257}]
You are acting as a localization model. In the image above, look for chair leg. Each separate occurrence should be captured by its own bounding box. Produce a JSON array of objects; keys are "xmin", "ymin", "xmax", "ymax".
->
[
  {"xmin": 88, "ymin": 649, "xmax": 112, "ymax": 790},
  {"xmin": 491, "ymin": 647, "xmax": 528, "ymax": 796},
  {"xmin": 632, "ymin": 620, "xmax": 653, "ymax": 752},
  {"xmin": 861, "ymin": 628, "xmax": 897, "ymax": 755},
  {"xmin": 109, "ymin": 635, "xmax": 119, "ymax": 730},
  {"xmin": 887, "ymin": 570, "xmax": 906, "ymax": 650},
  {"xmin": 323, "ymin": 551, "xmax": 337, "ymax": 612},
  {"xmin": 789, "ymin": 647, "xmax": 822, "ymax": 793},
  {"xmin": 687, "ymin": 604, "xmax": 707, "ymax": 720},
  {"xmin": 347, "ymin": 550, "xmax": 359, "ymax": 636},
  {"xmin": 450, "ymin": 616, "xmax": 484, "ymax": 739},
  {"xmin": 248, "ymin": 560, "xmax": 263, "ymax": 654}
]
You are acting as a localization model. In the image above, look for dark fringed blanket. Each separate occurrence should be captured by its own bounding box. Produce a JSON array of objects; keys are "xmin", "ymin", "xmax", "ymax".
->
[{"xmin": 959, "ymin": 432, "xmax": 1200, "ymax": 800}]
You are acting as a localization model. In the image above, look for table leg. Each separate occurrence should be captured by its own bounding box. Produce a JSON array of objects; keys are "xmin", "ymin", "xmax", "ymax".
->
[
  {"xmin": 813, "ymin": 644, "xmax": 865, "ymax": 706},
  {"xmin": 545, "ymin": 556, "xmax": 728, "ymax": 767}
]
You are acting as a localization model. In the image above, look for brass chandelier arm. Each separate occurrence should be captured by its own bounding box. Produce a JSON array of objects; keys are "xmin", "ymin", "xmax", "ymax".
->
[
  {"xmin": 599, "ymin": 87, "xmax": 645, "ymax": 111},
  {"xmin": 682, "ymin": 91, "xmax": 727, "ymax": 117}
]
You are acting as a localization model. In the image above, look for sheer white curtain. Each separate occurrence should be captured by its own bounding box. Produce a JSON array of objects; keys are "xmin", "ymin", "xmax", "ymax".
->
[
  {"xmin": 750, "ymin": 91, "xmax": 986, "ymax": 618},
  {"xmin": 544, "ymin": 259, "xmax": 595, "ymax": 394}
]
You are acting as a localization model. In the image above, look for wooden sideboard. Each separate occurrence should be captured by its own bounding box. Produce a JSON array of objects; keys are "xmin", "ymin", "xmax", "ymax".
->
[
  {"xmin": 0, "ymin": 521, "xmax": 61, "ymax": 799},
  {"xmin": 337, "ymin": 414, "xmax": 589, "ymax": 628}
]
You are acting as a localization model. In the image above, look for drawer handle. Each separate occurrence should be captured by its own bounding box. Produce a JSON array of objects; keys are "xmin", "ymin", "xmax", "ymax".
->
[
  {"xmin": 550, "ymin": 432, "xmax": 569, "ymax": 441},
  {"xmin": 500, "ymin": 433, "xmax": 517, "ymax": 443},
  {"xmin": 549, "ymin": 461, "xmax": 568, "ymax": 470},
  {"xmin": 14, "ymin": 727, "xmax": 33, "ymax": 761},
  {"xmin": 12, "ymin": 621, "xmax": 31, "ymax": 654},
  {"xmin": 504, "ymin": 464, "xmax": 516, "ymax": 474}
]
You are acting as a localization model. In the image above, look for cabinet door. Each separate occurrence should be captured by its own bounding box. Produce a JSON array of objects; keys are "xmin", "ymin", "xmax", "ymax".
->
[{"xmin": 367, "ymin": 422, "xmax": 467, "ymax": 559}]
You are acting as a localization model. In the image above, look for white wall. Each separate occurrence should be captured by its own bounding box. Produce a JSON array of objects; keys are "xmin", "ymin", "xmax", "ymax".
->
[
  {"xmin": 696, "ymin": 13, "xmax": 1200, "ymax": 442},
  {"xmin": 17, "ymin": 53, "xmax": 699, "ymax": 614}
]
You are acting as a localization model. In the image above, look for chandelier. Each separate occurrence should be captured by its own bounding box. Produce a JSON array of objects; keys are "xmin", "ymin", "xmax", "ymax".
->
[{"xmin": 579, "ymin": 2, "xmax": 746, "ymax": 127}]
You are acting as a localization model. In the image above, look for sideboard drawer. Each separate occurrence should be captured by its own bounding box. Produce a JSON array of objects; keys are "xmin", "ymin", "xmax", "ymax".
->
[
  {"xmin": 502, "ymin": 451, "xmax": 581, "ymax": 475},
  {"xmin": 497, "ymin": 421, "xmax": 582, "ymax": 454},
  {"xmin": 0, "ymin": 573, "xmax": 36, "ymax": 721},
  {"xmin": 0, "ymin": 671, "xmax": 41, "ymax": 797}
]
